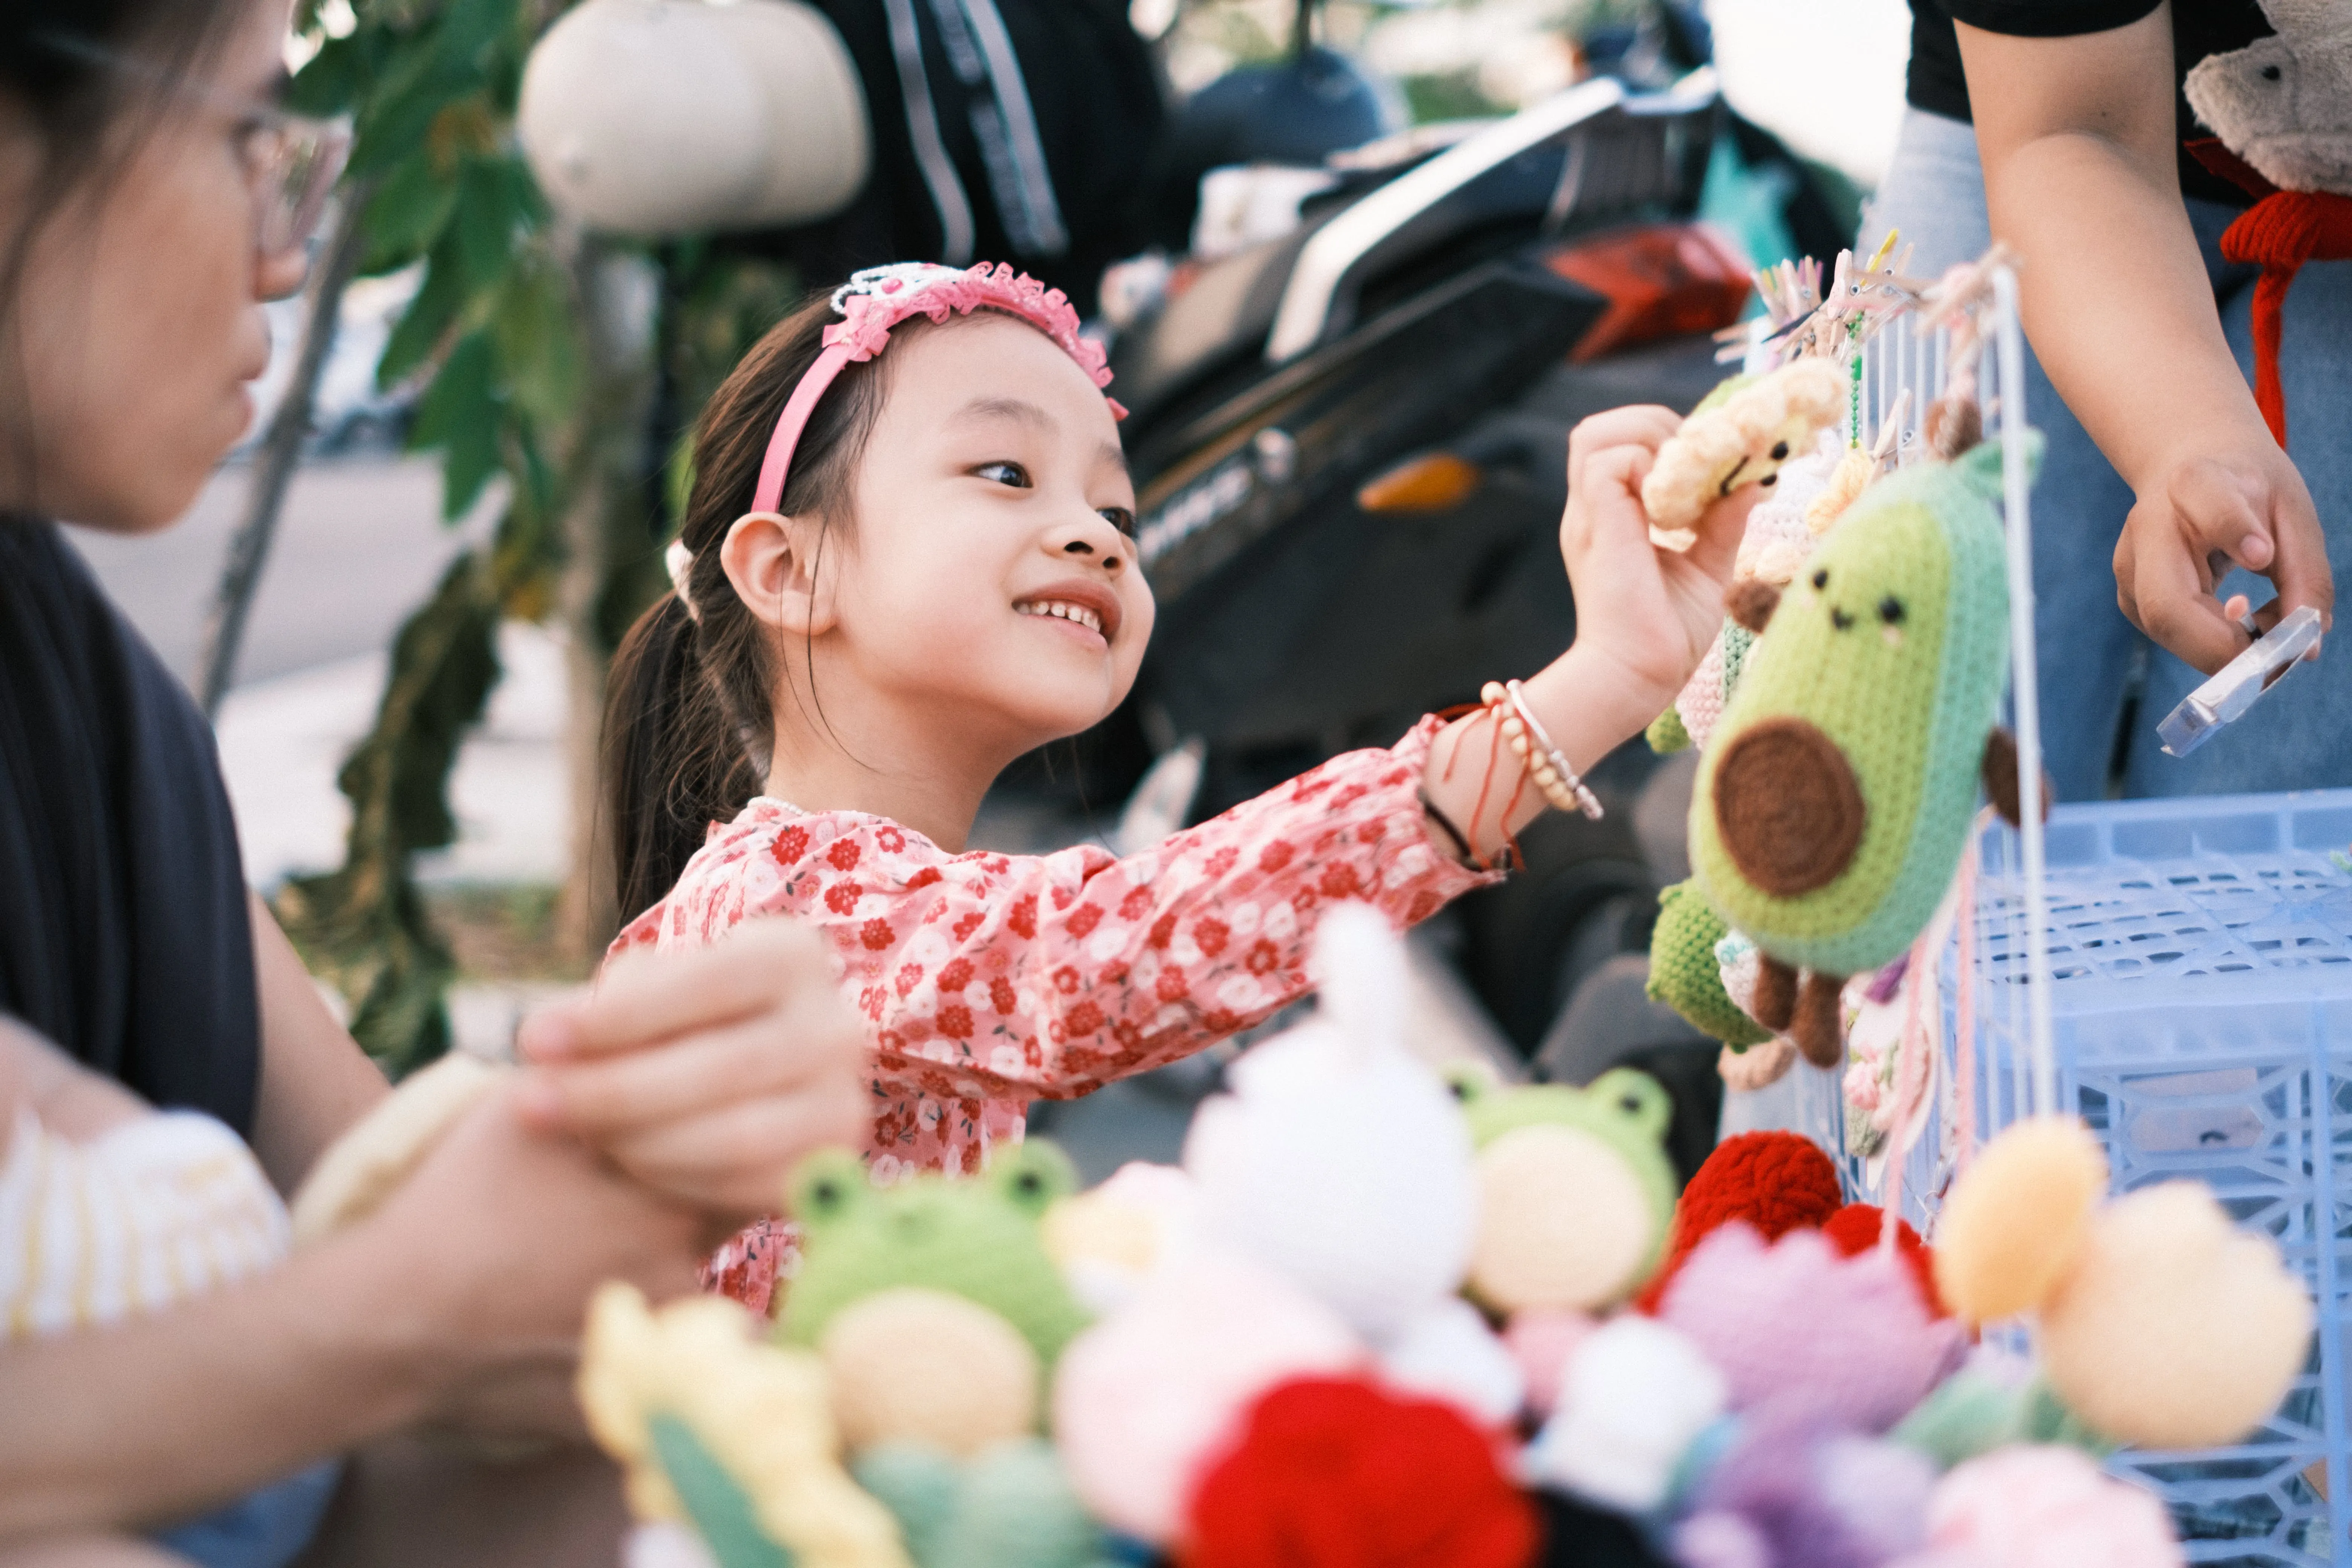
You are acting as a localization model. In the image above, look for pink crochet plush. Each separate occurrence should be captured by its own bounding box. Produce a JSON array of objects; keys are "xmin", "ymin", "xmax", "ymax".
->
[
  {"xmin": 1658, "ymin": 1223, "xmax": 1965, "ymax": 1433},
  {"xmin": 1050, "ymin": 1251, "xmax": 1363, "ymax": 1545},
  {"xmin": 1905, "ymin": 1446, "xmax": 2182, "ymax": 1568}
]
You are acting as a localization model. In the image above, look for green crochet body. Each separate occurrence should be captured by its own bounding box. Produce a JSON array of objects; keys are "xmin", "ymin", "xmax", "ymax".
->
[
  {"xmin": 780, "ymin": 1143, "xmax": 1089, "ymax": 1370},
  {"xmin": 1689, "ymin": 441, "xmax": 2017, "ymax": 976},
  {"xmin": 1646, "ymin": 880, "xmax": 1770, "ymax": 1047}
]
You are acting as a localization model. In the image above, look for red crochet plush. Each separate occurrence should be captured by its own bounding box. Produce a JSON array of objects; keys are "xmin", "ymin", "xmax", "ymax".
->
[
  {"xmin": 1635, "ymin": 1131, "xmax": 1843, "ymax": 1312},
  {"xmin": 1821, "ymin": 1202, "xmax": 1946, "ymax": 1319},
  {"xmin": 1183, "ymin": 1377, "xmax": 1538, "ymax": 1568}
]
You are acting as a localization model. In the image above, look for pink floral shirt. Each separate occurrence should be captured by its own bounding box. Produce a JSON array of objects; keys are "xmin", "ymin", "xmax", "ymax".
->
[{"xmin": 611, "ymin": 718, "xmax": 1494, "ymax": 1309}]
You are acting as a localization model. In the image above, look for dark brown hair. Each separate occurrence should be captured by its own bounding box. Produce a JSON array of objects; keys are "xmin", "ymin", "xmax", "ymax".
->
[{"xmin": 603, "ymin": 286, "xmax": 902, "ymax": 924}]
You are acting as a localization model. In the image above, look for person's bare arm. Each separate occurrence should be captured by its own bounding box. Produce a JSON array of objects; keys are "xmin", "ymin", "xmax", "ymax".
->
[
  {"xmin": 0, "ymin": 1084, "xmax": 704, "ymax": 1543},
  {"xmin": 246, "ymin": 893, "xmax": 388, "ymax": 1195},
  {"xmin": 1960, "ymin": 6, "xmax": 2332, "ymax": 673}
]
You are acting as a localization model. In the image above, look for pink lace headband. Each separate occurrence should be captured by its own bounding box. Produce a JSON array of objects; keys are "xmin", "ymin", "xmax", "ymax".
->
[{"xmin": 746, "ymin": 261, "xmax": 1124, "ymax": 517}]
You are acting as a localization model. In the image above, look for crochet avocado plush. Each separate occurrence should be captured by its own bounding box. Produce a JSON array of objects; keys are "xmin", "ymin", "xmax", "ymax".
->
[
  {"xmin": 1448, "ymin": 1067, "xmax": 1680, "ymax": 1314},
  {"xmin": 1688, "ymin": 439, "xmax": 2032, "ymax": 1067},
  {"xmin": 1646, "ymin": 880, "xmax": 1772, "ymax": 1049}
]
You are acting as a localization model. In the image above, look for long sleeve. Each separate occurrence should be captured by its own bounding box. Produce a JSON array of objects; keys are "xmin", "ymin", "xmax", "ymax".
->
[{"xmin": 614, "ymin": 717, "xmax": 1495, "ymax": 1177}]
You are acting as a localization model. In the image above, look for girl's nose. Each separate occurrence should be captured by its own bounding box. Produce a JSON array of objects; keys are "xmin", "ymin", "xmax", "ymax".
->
[{"xmin": 1057, "ymin": 516, "xmax": 1130, "ymax": 572}]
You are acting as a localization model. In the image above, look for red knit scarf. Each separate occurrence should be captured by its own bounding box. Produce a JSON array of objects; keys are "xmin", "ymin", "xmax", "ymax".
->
[{"xmin": 2219, "ymin": 188, "xmax": 2352, "ymax": 447}]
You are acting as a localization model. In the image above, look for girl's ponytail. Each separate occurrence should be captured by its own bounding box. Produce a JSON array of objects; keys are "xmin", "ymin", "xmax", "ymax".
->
[
  {"xmin": 602, "ymin": 590, "xmax": 763, "ymax": 926},
  {"xmin": 602, "ymin": 283, "xmax": 899, "ymax": 925}
]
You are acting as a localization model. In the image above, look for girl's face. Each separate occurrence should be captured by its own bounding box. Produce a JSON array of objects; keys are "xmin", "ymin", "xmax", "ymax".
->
[
  {"xmin": 0, "ymin": 0, "xmax": 304, "ymax": 532},
  {"xmin": 820, "ymin": 313, "xmax": 1154, "ymax": 756}
]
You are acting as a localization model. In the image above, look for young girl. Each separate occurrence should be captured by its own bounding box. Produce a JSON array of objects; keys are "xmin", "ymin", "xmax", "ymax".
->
[{"xmin": 593, "ymin": 262, "xmax": 1751, "ymax": 1305}]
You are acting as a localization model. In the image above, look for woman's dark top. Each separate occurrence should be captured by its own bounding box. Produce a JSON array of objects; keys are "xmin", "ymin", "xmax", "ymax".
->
[
  {"xmin": 0, "ymin": 519, "xmax": 259, "ymax": 1134},
  {"xmin": 1906, "ymin": 0, "xmax": 2268, "ymax": 209}
]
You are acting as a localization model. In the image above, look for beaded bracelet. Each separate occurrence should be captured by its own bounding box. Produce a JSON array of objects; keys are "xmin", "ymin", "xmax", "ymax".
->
[{"xmin": 1481, "ymin": 679, "xmax": 1604, "ymax": 821}]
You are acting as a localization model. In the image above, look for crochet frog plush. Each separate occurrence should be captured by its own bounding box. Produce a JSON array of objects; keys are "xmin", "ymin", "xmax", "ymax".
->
[
  {"xmin": 781, "ymin": 1143, "xmax": 1091, "ymax": 1456},
  {"xmin": 1688, "ymin": 439, "xmax": 2032, "ymax": 1068},
  {"xmin": 1447, "ymin": 1066, "xmax": 1680, "ymax": 1314}
]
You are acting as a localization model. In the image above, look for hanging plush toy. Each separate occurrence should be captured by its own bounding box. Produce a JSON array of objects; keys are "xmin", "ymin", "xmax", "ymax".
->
[
  {"xmin": 853, "ymin": 1438, "xmax": 1117, "ymax": 1568},
  {"xmin": 2184, "ymin": 0, "xmax": 2352, "ymax": 448},
  {"xmin": 1687, "ymin": 439, "xmax": 2033, "ymax": 1066},
  {"xmin": 780, "ymin": 1144, "xmax": 1092, "ymax": 1458},
  {"xmin": 1639, "ymin": 359, "xmax": 1847, "ymax": 551}
]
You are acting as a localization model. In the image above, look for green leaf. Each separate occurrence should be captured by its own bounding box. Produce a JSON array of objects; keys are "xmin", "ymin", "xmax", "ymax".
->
[
  {"xmin": 409, "ymin": 331, "xmax": 504, "ymax": 518},
  {"xmin": 348, "ymin": 41, "xmax": 469, "ymax": 179},
  {"xmin": 453, "ymin": 157, "xmax": 524, "ymax": 294},
  {"xmin": 360, "ymin": 156, "xmax": 460, "ymax": 274},
  {"xmin": 377, "ymin": 240, "xmax": 466, "ymax": 385},
  {"xmin": 647, "ymin": 1415, "xmax": 795, "ymax": 1568},
  {"xmin": 431, "ymin": 0, "xmax": 514, "ymax": 78},
  {"xmin": 491, "ymin": 263, "xmax": 582, "ymax": 429}
]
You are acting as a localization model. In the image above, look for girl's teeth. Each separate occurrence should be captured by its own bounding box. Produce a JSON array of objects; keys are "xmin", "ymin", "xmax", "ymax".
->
[{"xmin": 1020, "ymin": 602, "xmax": 1103, "ymax": 634}]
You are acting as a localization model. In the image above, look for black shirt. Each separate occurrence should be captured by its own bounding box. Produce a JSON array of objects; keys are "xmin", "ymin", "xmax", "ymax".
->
[
  {"xmin": 0, "ymin": 519, "xmax": 260, "ymax": 1134},
  {"xmin": 1906, "ymin": 0, "xmax": 2270, "ymax": 208}
]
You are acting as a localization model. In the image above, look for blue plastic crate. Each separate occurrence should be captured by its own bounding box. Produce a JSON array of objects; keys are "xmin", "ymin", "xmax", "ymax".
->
[{"xmin": 1799, "ymin": 788, "xmax": 2352, "ymax": 1566}]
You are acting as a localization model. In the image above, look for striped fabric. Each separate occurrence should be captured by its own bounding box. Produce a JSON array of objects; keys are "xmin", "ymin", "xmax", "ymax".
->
[{"xmin": 0, "ymin": 1107, "xmax": 288, "ymax": 1341}]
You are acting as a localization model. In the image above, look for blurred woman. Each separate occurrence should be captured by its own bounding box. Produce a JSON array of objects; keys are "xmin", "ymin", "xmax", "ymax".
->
[{"xmin": 0, "ymin": 1, "xmax": 866, "ymax": 1563}]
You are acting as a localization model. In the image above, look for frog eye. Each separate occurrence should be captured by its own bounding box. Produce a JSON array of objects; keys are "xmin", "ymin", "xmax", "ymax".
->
[
  {"xmin": 1014, "ymin": 1169, "xmax": 1044, "ymax": 1199},
  {"xmin": 1769, "ymin": 441, "xmax": 1790, "ymax": 461},
  {"xmin": 1618, "ymin": 1092, "xmax": 1645, "ymax": 1117},
  {"xmin": 996, "ymin": 1142, "xmax": 1076, "ymax": 1214},
  {"xmin": 789, "ymin": 1148, "xmax": 871, "ymax": 1227},
  {"xmin": 1879, "ymin": 596, "xmax": 1905, "ymax": 625},
  {"xmin": 1811, "ymin": 568, "xmax": 1829, "ymax": 590}
]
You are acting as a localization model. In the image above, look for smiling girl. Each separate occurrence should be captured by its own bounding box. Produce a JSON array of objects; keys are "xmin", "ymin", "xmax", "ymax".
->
[{"xmin": 593, "ymin": 262, "xmax": 1750, "ymax": 1297}]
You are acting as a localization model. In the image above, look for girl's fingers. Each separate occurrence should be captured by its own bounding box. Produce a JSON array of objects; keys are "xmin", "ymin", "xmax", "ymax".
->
[
  {"xmin": 518, "ymin": 1001, "xmax": 856, "ymax": 1138},
  {"xmin": 518, "ymin": 918, "xmax": 836, "ymax": 1061},
  {"xmin": 599, "ymin": 1088, "xmax": 874, "ymax": 1218},
  {"xmin": 1687, "ymin": 485, "xmax": 1762, "ymax": 584},
  {"xmin": 1566, "ymin": 406, "xmax": 1682, "ymax": 485}
]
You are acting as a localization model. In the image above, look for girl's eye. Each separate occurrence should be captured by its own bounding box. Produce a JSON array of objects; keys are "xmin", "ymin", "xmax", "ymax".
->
[
  {"xmin": 975, "ymin": 460, "xmax": 1031, "ymax": 488},
  {"xmin": 1098, "ymin": 505, "xmax": 1136, "ymax": 537}
]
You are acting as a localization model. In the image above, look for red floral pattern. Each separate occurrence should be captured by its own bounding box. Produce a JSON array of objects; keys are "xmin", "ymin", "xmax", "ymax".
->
[{"xmin": 616, "ymin": 718, "xmax": 1492, "ymax": 1306}]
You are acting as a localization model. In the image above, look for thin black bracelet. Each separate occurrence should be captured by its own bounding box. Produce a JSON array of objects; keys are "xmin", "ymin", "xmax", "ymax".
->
[{"xmin": 1420, "ymin": 790, "xmax": 1494, "ymax": 871}]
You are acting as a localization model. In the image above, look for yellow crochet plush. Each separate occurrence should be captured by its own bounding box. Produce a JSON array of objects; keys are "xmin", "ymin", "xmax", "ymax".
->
[
  {"xmin": 1931, "ymin": 1117, "xmax": 2107, "ymax": 1325},
  {"xmin": 1640, "ymin": 358, "xmax": 1845, "ymax": 550},
  {"xmin": 2041, "ymin": 1184, "xmax": 2313, "ymax": 1451},
  {"xmin": 579, "ymin": 1283, "xmax": 910, "ymax": 1568}
]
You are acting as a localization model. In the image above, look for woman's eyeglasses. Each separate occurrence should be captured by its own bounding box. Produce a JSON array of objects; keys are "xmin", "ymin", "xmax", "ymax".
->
[
  {"xmin": 35, "ymin": 31, "xmax": 354, "ymax": 263},
  {"xmin": 238, "ymin": 109, "xmax": 353, "ymax": 260}
]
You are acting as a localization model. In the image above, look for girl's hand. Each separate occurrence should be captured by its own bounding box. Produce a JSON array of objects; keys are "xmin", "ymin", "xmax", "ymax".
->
[
  {"xmin": 512, "ymin": 920, "xmax": 869, "ymax": 1219},
  {"xmin": 2114, "ymin": 443, "xmax": 2333, "ymax": 675},
  {"xmin": 1557, "ymin": 405, "xmax": 1759, "ymax": 727}
]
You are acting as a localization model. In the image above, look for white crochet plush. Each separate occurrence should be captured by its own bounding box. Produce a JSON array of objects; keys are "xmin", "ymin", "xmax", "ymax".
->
[
  {"xmin": 1641, "ymin": 358, "xmax": 1846, "ymax": 548},
  {"xmin": 1183, "ymin": 902, "xmax": 1479, "ymax": 1346}
]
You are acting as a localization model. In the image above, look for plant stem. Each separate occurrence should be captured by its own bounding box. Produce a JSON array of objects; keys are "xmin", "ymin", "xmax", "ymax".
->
[{"xmin": 197, "ymin": 177, "xmax": 381, "ymax": 716}]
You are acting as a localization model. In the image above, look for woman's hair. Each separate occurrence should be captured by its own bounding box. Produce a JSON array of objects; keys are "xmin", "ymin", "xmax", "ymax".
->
[
  {"xmin": 1, "ymin": 0, "xmax": 245, "ymax": 501},
  {"xmin": 603, "ymin": 286, "xmax": 901, "ymax": 924}
]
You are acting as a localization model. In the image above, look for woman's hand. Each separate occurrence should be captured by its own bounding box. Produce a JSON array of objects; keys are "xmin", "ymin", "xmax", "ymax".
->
[
  {"xmin": 1556, "ymin": 404, "xmax": 1759, "ymax": 731},
  {"xmin": 511, "ymin": 919, "xmax": 869, "ymax": 1220},
  {"xmin": 2114, "ymin": 441, "xmax": 2334, "ymax": 675},
  {"xmin": 354, "ymin": 1082, "xmax": 709, "ymax": 1439}
]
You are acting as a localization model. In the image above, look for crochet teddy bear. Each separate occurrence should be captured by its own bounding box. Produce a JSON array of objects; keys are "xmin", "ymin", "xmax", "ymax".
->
[
  {"xmin": 1445, "ymin": 1064, "xmax": 1680, "ymax": 1317},
  {"xmin": 577, "ymin": 1282, "xmax": 910, "ymax": 1568},
  {"xmin": 2183, "ymin": 0, "xmax": 2352, "ymax": 447},
  {"xmin": 1640, "ymin": 359, "xmax": 1847, "ymax": 550},
  {"xmin": 780, "ymin": 1143, "xmax": 1091, "ymax": 1457},
  {"xmin": 1687, "ymin": 438, "xmax": 2032, "ymax": 1067}
]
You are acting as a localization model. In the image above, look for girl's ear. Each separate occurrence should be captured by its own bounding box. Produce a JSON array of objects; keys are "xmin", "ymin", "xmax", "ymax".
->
[{"xmin": 720, "ymin": 510, "xmax": 837, "ymax": 636}]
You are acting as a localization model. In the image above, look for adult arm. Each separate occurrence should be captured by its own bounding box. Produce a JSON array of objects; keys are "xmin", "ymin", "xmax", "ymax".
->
[
  {"xmin": 0, "ymin": 1077, "xmax": 705, "ymax": 1542},
  {"xmin": 1958, "ymin": 5, "xmax": 2332, "ymax": 672},
  {"xmin": 245, "ymin": 893, "xmax": 387, "ymax": 1195}
]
